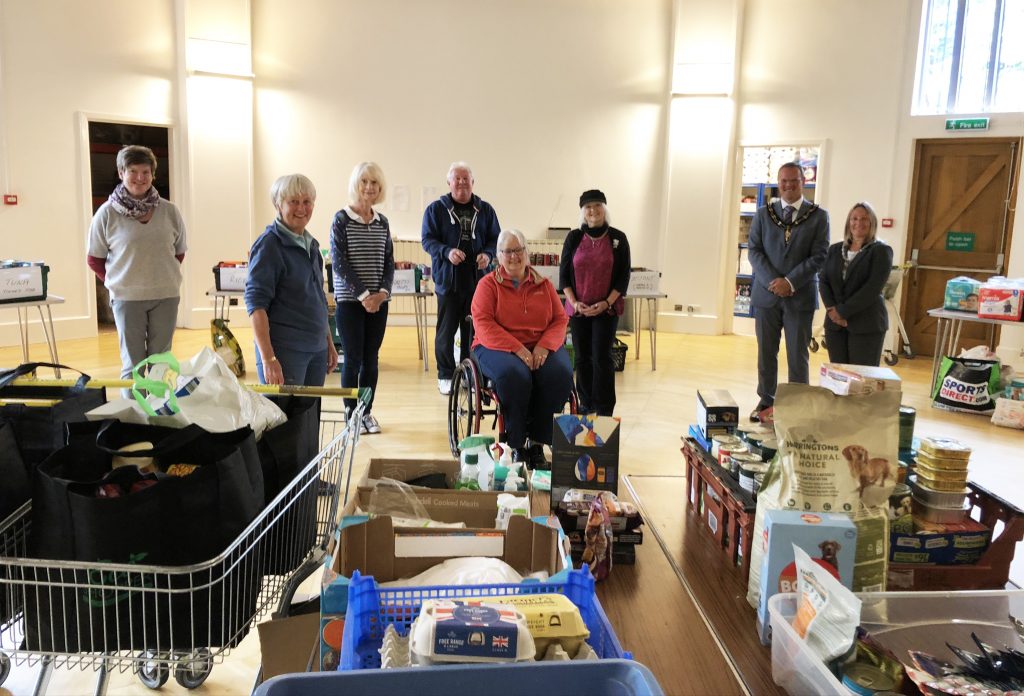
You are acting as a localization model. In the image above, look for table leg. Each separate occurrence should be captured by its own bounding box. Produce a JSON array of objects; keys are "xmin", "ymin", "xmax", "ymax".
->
[
  {"xmin": 16, "ymin": 306, "xmax": 30, "ymax": 364},
  {"xmin": 930, "ymin": 316, "xmax": 947, "ymax": 389},
  {"xmin": 647, "ymin": 298, "xmax": 658, "ymax": 371},
  {"xmin": 38, "ymin": 305, "xmax": 62, "ymax": 378},
  {"xmin": 950, "ymin": 320, "xmax": 964, "ymax": 356},
  {"xmin": 633, "ymin": 298, "xmax": 641, "ymax": 361},
  {"xmin": 416, "ymin": 295, "xmax": 430, "ymax": 373}
]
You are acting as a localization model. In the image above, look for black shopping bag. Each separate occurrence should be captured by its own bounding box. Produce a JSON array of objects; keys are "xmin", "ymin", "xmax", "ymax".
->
[
  {"xmin": 0, "ymin": 362, "xmax": 106, "ymax": 468},
  {"xmin": 260, "ymin": 396, "xmax": 321, "ymax": 575},
  {"xmin": 0, "ymin": 421, "xmax": 29, "ymax": 521},
  {"xmin": 24, "ymin": 420, "xmax": 265, "ymax": 652}
]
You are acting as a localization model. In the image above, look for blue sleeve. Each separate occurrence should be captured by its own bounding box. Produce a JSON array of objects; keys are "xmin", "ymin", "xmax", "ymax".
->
[
  {"xmin": 785, "ymin": 211, "xmax": 830, "ymax": 290},
  {"xmin": 245, "ymin": 234, "xmax": 282, "ymax": 314},
  {"xmin": 421, "ymin": 204, "xmax": 449, "ymax": 259},
  {"xmin": 746, "ymin": 209, "xmax": 781, "ymax": 289},
  {"xmin": 480, "ymin": 204, "xmax": 500, "ymax": 259}
]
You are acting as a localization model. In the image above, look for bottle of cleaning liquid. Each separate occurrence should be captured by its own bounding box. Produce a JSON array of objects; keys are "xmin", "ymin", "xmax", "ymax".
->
[
  {"xmin": 504, "ymin": 463, "xmax": 525, "ymax": 492},
  {"xmin": 457, "ymin": 453, "xmax": 481, "ymax": 491},
  {"xmin": 459, "ymin": 435, "xmax": 496, "ymax": 490}
]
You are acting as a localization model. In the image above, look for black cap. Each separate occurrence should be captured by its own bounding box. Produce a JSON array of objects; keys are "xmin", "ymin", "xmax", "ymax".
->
[{"xmin": 579, "ymin": 189, "xmax": 607, "ymax": 207}]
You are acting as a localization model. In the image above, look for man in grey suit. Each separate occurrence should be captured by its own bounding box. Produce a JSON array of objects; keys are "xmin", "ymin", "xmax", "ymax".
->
[{"xmin": 747, "ymin": 162, "xmax": 829, "ymax": 420}]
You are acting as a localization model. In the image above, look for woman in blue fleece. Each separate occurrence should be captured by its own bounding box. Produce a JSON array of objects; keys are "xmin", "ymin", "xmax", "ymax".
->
[{"xmin": 245, "ymin": 174, "xmax": 338, "ymax": 385}]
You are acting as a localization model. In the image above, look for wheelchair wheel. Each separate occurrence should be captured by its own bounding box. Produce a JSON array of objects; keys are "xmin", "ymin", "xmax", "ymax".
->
[{"xmin": 448, "ymin": 360, "xmax": 482, "ymax": 457}]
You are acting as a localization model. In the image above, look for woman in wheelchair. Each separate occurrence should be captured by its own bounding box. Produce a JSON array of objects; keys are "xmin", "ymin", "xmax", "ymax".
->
[{"xmin": 470, "ymin": 229, "xmax": 574, "ymax": 468}]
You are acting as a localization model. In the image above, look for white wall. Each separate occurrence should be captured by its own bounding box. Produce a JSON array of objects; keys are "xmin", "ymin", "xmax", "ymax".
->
[
  {"xmin": 0, "ymin": 0, "xmax": 177, "ymax": 346},
  {"xmin": 251, "ymin": 0, "xmax": 672, "ymax": 269}
]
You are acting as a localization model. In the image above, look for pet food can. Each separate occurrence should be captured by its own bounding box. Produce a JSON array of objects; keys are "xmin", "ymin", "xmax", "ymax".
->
[
  {"xmin": 744, "ymin": 432, "xmax": 767, "ymax": 458},
  {"xmin": 912, "ymin": 495, "xmax": 970, "ymax": 524},
  {"xmin": 914, "ymin": 459, "xmax": 969, "ymax": 485},
  {"xmin": 711, "ymin": 434, "xmax": 741, "ymax": 461},
  {"xmin": 758, "ymin": 438, "xmax": 778, "ymax": 462},
  {"xmin": 910, "ymin": 476, "xmax": 968, "ymax": 507},
  {"xmin": 730, "ymin": 452, "xmax": 762, "ymax": 481},
  {"xmin": 918, "ymin": 435, "xmax": 971, "ymax": 461},
  {"xmin": 717, "ymin": 441, "xmax": 748, "ymax": 468},
  {"xmin": 914, "ymin": 449, "xmax": 969, "ymax": 472},
  {"xmin": 898, "ymin": 405, "xmax": 916, "ymax": 451},
  {"xmin": 841, "ymin": 663, "xmax": 895, "ymax": 695},
  {"xmin": 739, "ymin": 462, "xmax": 768, "ymax": 493},
  {"xmin": 752, "ymin": 472, "xmax": 765, "ymax": 496}
]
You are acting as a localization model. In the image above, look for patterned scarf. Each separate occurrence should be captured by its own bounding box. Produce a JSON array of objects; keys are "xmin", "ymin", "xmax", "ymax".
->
[{"xmin": 108, "ymin": 183, "xmax": 160, "ymax": 219}]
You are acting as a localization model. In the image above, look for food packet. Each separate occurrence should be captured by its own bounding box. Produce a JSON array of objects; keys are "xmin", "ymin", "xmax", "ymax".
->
[
  {"xmin": 580, "ymin": 495, "xmax": 612, "ymax": 581},
  {"xmin": 791, "ymin": 544, "xmax": 861, "ymax": 663},
  {"xmin": 495, "ymin": 493, "xmax": 529, "ymax": 530}
]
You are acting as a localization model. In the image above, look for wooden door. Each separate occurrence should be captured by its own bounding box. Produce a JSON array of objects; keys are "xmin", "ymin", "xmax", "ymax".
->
[{"xmin": 901, "ymin": 138, "xmax": 1020, "ymax": 357}]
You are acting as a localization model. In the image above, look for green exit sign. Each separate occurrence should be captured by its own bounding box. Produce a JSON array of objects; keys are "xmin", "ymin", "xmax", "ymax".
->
[
  {"xmin": 945, "ymin": 117, "xmax": 990, "ymax": 131},
  {"xmin": 946, "ymin": 231, "xmax": 975, "ymax": 251}
]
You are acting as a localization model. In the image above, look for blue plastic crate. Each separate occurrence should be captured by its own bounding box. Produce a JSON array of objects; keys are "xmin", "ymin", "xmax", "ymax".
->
[
  {"xmin": 256, "ymin": 660, "xmax": 663, "ymax": 695},
  {"xmin": 339, "ymin": 567, "xmax": 629, "ymax": 670}
]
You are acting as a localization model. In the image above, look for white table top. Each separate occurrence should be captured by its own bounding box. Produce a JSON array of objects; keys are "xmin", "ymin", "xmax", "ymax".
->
[
  {"xmin": 0, "ymin": 294, "xmax": 65, "ymax": 310},
  {"xmin": 927, "ymin": 306, "xmax": 1024, "ymax": 327}
]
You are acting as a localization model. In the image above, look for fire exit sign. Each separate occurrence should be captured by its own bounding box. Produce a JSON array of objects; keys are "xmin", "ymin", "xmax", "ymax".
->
[
  {"xmin": 946, "ymin": 231, "xmax": 976, "ymax": 251},
  {"xmin": 945, "ymin": 117, "xmax": 989, "ymax": 131}
]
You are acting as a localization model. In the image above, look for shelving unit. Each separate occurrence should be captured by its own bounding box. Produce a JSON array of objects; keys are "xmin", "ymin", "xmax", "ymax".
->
[{"xmin": 733, "ymin": 145, "xmax": 821, "ymax": 319}]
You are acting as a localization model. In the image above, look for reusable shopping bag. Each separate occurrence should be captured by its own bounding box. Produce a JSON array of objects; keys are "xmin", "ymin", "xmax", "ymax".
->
[
  {"xmin": 931, "ymin": 356, "xmax": 1002, "ymax": 414},
  {"xmin": 0, "ymin": 362, "xmax": 106, "ymax": 467},
  {"xmin": 24, "ymin": 419, "xmax": 265, "ymax": 652}
]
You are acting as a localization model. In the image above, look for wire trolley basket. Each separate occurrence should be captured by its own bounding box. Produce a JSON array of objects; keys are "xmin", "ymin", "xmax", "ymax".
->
[{"xmin": 0, "ymin": 392, "xmax": 368, "ymax": 694}]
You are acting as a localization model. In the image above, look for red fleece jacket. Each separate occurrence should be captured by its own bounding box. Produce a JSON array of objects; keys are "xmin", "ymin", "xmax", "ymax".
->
[{"xmin": 471, "ymin": 267, "xmax": 567, "ymax": 353}]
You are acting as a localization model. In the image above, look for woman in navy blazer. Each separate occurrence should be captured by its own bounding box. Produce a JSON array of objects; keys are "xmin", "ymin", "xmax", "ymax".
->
[{"xmin": 819, "ymin": 202, "xmax": 893, "ymax": 366}]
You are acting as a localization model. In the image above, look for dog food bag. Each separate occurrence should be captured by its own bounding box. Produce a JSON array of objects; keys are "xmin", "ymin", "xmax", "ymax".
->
[{"xmin": 747, "ymin": 384, "xmax": 899, "ymax": 608}]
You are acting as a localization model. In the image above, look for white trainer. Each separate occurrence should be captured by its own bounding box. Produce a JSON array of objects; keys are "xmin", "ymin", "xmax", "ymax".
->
[
  {"xmin": 438, "ymin": 378, "xmax": 453, "ymax": 395},
  {"xmin": 361, "ymin": 414, "xmax": 381, "ymax": 435}
]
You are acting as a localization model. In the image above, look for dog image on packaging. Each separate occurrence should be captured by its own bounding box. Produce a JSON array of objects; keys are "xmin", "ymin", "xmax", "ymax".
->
[{"xmin": 757, "ymin": 509, "xmax": 857, "ymax": 644}]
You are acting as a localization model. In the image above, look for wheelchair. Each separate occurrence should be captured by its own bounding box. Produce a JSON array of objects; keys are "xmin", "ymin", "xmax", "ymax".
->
[{"xmin": 446, "ymin": 353, "xmax": 578, "ymax": 457}]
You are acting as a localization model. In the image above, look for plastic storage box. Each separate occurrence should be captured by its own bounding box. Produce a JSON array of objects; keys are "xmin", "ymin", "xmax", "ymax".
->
[
  {"xmin": 255, "ymin": 660, "xmax": 663, "ymax": 695},
  {"xmin": 340, "ymin": 567, "xmax": 627, "ymax": 671},
  {"xmin": 767, "ymin": 590, "xmax": 1024, "ymax": 695}
]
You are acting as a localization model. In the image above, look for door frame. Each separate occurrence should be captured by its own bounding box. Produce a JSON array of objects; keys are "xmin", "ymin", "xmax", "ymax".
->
[
  {"xmin": 76, "ymin": 112, "xmax": 177, "ymax": 332},
  {"xmin": 900, "ymin": 136, "xmax": 1021, "ymax": 352}
]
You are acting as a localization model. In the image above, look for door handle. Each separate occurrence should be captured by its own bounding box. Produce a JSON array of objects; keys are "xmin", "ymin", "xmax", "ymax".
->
[{"xmin": 913, "ymin": 264, "xmax": 1001, "ymax": 274}]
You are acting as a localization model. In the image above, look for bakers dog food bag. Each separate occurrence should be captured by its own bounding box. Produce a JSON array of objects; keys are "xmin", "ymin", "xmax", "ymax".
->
[{"xmin": 747, "ymin": 384, "xmax": 899, "ymax": 608}]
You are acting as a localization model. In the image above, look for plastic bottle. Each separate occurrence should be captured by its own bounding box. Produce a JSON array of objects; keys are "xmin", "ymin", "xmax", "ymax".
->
[
  {"xmin": 459, "ymin": 435, "xmax": 496, "ymax": 490},
  {"xmin": 457, "ymin": 453, "xmax": 481, "ymax": 491},
  {"xmin": 503, "ymin": 464, "xmax": 525, "ymax": 492}
]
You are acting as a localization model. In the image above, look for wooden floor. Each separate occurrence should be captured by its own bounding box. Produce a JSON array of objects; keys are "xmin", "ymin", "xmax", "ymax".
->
[{"xmin": 2, "ymin": 324, "xmax": 1022, "ymax": 695}]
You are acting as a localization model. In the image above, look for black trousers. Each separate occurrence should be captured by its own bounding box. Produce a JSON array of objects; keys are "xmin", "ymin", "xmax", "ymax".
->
[
  {"xmin": 569, "ymin": 313, "xmax": 619, "ymax": 416},
  {"xmin": 435, "ymin": 291, "xmax": 472, "ymax": 380},
  {"xmin": 824, "ymin": 325, "xmax": 885, "ymax": 366}
]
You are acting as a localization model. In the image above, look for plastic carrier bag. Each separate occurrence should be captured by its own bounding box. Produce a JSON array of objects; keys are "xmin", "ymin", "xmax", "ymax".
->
[
  {"xmin": 211, "ymin": 317, "xmax": 245, "ymax": 377},
  {"xmin": 931, "ymin": 356, "xmax": 1001, "ymax": 414},
  {"xmin": 87, "ymin": 347, "xmax": 286, "ymax": 438}
]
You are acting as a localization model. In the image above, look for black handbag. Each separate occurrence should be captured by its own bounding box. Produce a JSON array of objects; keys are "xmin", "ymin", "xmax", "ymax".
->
[{"xmin": 24, "ymin": 420, "xmax": 265, "ymax": 652}]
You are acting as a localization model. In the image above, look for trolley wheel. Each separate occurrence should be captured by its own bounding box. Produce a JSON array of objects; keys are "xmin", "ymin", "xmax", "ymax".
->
[
  {"xmin": 0, "ymin": 651, "xmax": 11, "ymax": 685},
  {"xmin": 174, "ymin": 649, "xmax": 212, "ymax": 689},
  {"xmin": 884, "ymin": 350, "xmax": 899, "ymax": 366},
  {"xmin": 136, "ymin": 651, "xmax": 170, "ymax": 689},
  {"xmin": 904, "ymin": 347, "xmax": 916, "ymax": 359},
  {"xmin": 448, "ymin": 360, "xmax": 481, "ymax": 457},
  {"xmin": 808, "ymin": 338, "xmax": 819, "ymax": 353}
]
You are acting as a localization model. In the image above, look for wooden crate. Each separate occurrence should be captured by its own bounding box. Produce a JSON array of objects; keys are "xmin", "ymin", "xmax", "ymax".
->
[{"xmin": 888, "ymin": 481, "xmax": 1024, "ymax": 591}]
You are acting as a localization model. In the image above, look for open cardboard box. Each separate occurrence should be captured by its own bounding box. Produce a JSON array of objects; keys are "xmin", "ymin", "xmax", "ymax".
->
[{"xmin": 257, "ymin": 612, "xmax": 322, "ymax": 680}]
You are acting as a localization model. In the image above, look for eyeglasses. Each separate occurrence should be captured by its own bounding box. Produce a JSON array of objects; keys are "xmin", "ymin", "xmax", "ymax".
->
[{"xmin": 499, "ymin": 247, "xmax": 525, "ymax": 257}]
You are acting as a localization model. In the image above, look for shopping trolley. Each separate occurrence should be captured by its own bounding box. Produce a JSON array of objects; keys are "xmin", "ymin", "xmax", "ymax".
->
[
  {"xmin": 0, "ymin": 388, "xmax": 369, "ymax": 695},
  {"xmin": 809, "ymin": 262, "xmax": 915, "ymax": 365}
]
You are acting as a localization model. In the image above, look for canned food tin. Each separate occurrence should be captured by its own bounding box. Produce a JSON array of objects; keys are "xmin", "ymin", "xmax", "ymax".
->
[
  {"xmin": 730, "ymin": 452, "xmax": 762, "ymax": 480},
  {"xmin": 718, "ymin": 442, "xmax": 748, "ymax": 468},
  {"xmin": 758, "ymin": 438, "xmax": 778, "ymax": 462},
  {"xmin": 752, "ymin": 472, "xmax": 765, "ymax": 495},
  {"xmin": 898, "ymin": 405, "xmax": 916, "ymax": 451},
  {"xmin": 841, "ymin": 663, "xmax": 895, "ymax": 695},
  {"xmin": 711, "ymin": 434, "xmax": 741, "ymax": 461},
  {"xmin": 914, "ymin": 449, "xmax": 969, "ymax": 472},
  {"xmin": 738, "ymin": 462, "xmax": 768, "ymax": 493},
  {"xmin": 918, "ymin": 435, "xmax": 971, "ymax": 460}
]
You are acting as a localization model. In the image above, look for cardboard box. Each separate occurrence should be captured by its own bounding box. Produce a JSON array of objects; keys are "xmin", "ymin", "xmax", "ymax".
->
[
  {"xmin": 944, "ymin": 276, "xmax": 982, "ymax": 312},
  {"xmin": 550, "ymin": 415, "xmax": 620, "ymax": 506},
  {"xmin": 351, "ymin": 485, "xmax": 522, "ymax": 529},
  {"xmin": 757, "ymin": 510, "xmax": 857, "ymax": 644},
  {"xmin": 533, "ymin": 265, "xmax": 559, "ymax": 285},
  {"xmin": 0, "ymin": 262, "xmax": 48, "ymax": 303},
  {"xmin": 626, "ymin": 269, "xmax": 660, "ymax": 295},
  {"xmin": 978, "ymin": 284, "xmax": 1024, "ymax": 321},
  {"xmin": 819, "ymin": 363, "xmax": 902, "ymax": 396},
  {"xmin": 889, "ymin": 517, "xmax": 991, "ymax": 565},
  {"xmin": 696, "ymin": 389, "xmax": 739, "ymax": 439},
  {"xmin": 320, "ymin": 515, "xmax": 564, "ymax": 669},
  {"xmin": 257, "ymin": 611, "xmax": 322, "ymax": 678}
]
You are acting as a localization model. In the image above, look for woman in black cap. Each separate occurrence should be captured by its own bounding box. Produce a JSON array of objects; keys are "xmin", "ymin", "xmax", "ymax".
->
[{"xmin": 558, "ymin": 190, "xmax": 631, "ymax": 416}]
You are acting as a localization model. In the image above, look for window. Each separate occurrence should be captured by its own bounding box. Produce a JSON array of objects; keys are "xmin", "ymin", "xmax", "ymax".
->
[{"xmin": 914, "ymin": 0, "xmax": 1024, "ymax": 114}]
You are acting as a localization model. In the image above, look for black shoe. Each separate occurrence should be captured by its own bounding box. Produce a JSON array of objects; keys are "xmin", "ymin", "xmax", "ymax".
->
[
  {"xmin": 527, "ymin": 443, "xmax": 549, "ymax": 470},
  {"xmin": 750, "ymin": 403, "xmax": 770, "ymax": 422}
]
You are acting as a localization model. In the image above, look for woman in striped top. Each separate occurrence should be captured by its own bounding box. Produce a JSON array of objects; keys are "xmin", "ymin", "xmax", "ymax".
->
[{"xmin": 330, "ymin": 162, "xmax": 395, "ymax": 434}]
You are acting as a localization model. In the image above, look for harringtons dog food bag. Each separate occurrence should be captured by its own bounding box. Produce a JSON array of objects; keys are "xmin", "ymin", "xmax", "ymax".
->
[{"xmin": 747, "ymin": 384, "xmax": 900, "ymax": 608}]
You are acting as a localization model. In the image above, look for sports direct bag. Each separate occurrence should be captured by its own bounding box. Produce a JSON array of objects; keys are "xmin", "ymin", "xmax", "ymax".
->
[
  {"xmin": 25, "ymin": 420, "xmax": 264, "ymax": 652},
  {"xmin": 747, "ymin": 385, "xmax": 899, "ymax": 609},
  {"xmin": 932, "ymin": 356, "xmax": 1001, "ymax": 414}
]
